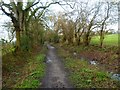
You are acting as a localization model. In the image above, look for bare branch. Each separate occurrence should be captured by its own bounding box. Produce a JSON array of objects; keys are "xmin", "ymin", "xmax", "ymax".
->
[
  {"xmin": 65, "ymin": 2, "xmax": 76, "ymax": 9},
  {"xmin": 25, "ymin": 1, "xmax": 39, "ymax": 12},
  {"xmin": 27, "ymin": 1, "xmax": 67, "ymax": 22},
  {"xmin": 1, "ymin": 6, "xmax": 11, "ymax": 16},
  {"xmin": 38, "ymin": 2, "xmax": 66, "ymax": 9},
  {"xmin": 2, "ymin": 3, "xmax": 12, "ymax": 10}
]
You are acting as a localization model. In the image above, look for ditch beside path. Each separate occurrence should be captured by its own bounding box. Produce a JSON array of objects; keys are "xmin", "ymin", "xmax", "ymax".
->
[{"xmin": 41, "ymin": 44, "xmax": 73, "ymax": 88}]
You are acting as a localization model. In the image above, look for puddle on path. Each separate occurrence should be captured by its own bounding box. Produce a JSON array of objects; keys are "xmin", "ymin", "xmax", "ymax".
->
[
  {"xmin": 46, "ymin": 57, "xmax": 52, "ymax": 63},
  {"xmin": 50, "ymin": 46, "xmax": 55, "ymax": 49}
]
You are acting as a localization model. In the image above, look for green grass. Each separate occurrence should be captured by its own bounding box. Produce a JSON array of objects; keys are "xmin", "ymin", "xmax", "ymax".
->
[
  {"xmin": 57, "ymin": 46, "xmax": 120, "ymax": 88},
  {"xmin": 15, "ymin": 54, "xmax": 46, "ymax": 88},
  {"xmin": 2, "ymin": 45, "xmax": 47, "ymax": 88},
  {"xmin": 65, "ymin": 58, "xmax": 118, "ymax": 88},
  {"xmin": 91, "ymin": 34, "xmax": 118, "ymax": 46}
]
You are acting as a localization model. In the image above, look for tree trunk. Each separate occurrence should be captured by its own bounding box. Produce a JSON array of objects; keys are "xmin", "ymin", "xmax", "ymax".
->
[
  {"xmin": 77, "ymin": 37, "xmax": 80, "ymax": 46},
  {"xmin": 16, "ymin": 30, "xmax": 21, "ymax": 51},
  {"xmin": 100, "ymin": 35, "xmax": 104, "ymax": 48},
  {"xmin": 84, "ymin": 34, "xmax": 89, "ymax": 46}
]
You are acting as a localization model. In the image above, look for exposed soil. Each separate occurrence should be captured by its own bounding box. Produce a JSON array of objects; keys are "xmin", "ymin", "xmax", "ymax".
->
[
  {"xmin": 60, "ymin": 44, "xmax": 119, "ymax": 73},
  {"xmin": 79, "ymin": 50, "xmax": 119, "ymax": 73},
  {"xmin": 41, "ymin": 44, "xmax": 73, "ymax": 88}
]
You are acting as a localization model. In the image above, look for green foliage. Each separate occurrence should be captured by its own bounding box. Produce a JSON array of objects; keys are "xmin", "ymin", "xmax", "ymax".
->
[
  {"xmin": 16, "ymin": 54, "xmax": 45, "ymax": 88},
  {"xmin": 29, "ymin": 18, "xmax": 45, "ymax": 47},
  {"xmin": 45, "ymin": 31, "xmax": 59, "ymax": 43},
  {"xmin": 57, "ymin": 46, "xmax": 119, "ymax": 88},
  {"xmin": 2, "ymin": 46, "xmax": 47, "ymax": 88},
  {"xmin": 21, "ymin": 35, "xmax": 31, "ymax": 51},
  {"xmin": 2, "ymin": 42, "xmax": 15, "ymax": 55},
  {"xmin": 52, "ymin": 33, "xmax": 59, "ymax": 43},
  {"xmin": 17, "ymin": 79, "xmax": 39, "ymax": 88},
  {"xmin": 38, "ymin": 30, "xmax": 45, "ymax": 45},
  {"xmin": 65, "ymin": 58, "xmax": 118, "ymax": 88}
]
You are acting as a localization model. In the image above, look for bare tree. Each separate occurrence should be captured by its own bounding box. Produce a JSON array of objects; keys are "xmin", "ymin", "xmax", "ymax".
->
[
  {"xmin": 97, "ymin": 1, "xmax": 117, "ymax": 47},
  {"xmin": 0, "ymin": 0, "xmax": 66, "ymax": 51}
]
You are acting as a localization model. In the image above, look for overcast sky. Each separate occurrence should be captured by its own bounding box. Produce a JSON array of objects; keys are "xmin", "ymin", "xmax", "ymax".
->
[{"xmin": 0, "ymin": 0, "xmax": 119, "ymax": 41}]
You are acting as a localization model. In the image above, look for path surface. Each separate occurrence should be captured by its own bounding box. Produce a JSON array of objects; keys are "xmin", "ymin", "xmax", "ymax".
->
[{"xmin": 41, "ymin": 44, "xmax": 73, "ymax": 88}]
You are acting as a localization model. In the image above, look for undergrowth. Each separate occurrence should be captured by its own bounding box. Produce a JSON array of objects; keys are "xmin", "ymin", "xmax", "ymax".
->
[
  {"xmin": 2, "ymin": 45, "xmax": 47, "ymax": 88},
  {"xmin": 57, "ymin": 46, "xmax": 120, "ymax": 88},
  {"xmin": 15, "ymin": 54, "xmax": 46, "ymax": 88}
]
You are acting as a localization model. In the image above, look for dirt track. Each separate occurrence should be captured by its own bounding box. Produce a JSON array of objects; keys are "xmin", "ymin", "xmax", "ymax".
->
[{"xmin": 41, "ymin": 44, "xmax": 73, "ymax": 88}]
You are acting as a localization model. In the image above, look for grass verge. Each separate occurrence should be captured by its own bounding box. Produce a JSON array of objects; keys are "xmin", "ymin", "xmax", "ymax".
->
[
  {"xmin": 56, "ymin": 46, "xmax": 120, "ymax": 88},
  {"xmin": 15, "ymin": 53, "xmax": 46, "ymax": 88},
  {"xmin": 2, "ymin": 45, "xmax": 47, "ymax": 88}
]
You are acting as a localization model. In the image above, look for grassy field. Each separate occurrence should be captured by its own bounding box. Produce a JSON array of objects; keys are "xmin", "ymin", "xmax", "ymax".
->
[{"xmin": 90, "ymin": 34, "xmax": 118, "ymax": 46}]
